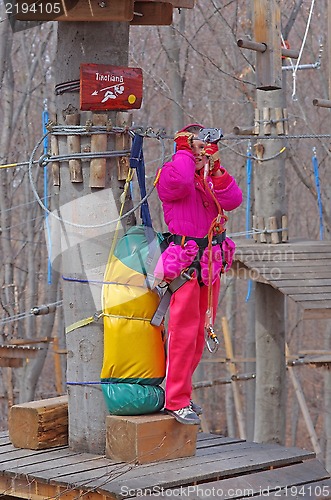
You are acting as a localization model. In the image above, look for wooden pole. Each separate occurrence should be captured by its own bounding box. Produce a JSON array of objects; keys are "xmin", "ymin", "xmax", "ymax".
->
[
  {"xmin": 254, "ymin": 0, "xmax": 282, "ymax": 89},
  {"xmin": 254, "ymin": 283, "xmax": 286, "ymax": 445},
  {"xmin": 222, "ymin": 317, "xmax": 246, "ymax": 440},
  {"xmin": 252, "ymin": 0, "xmax": 287, "ymax": 446},
  {"xmin": 53, "ymin": 336, "xmax": 63, "ymax": 395},
  {"xmin": 286, "ymin": 344, "xmax": 323, "ymax": 460},
  {"xmin": 55, "ymin": 22, "xmax": 131, "ymax": 454}
]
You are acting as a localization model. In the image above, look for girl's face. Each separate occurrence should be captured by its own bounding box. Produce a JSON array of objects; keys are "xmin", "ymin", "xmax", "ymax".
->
[{"xmin": 192, "ymin": 137, "xmax": 207, "ymax": 171}]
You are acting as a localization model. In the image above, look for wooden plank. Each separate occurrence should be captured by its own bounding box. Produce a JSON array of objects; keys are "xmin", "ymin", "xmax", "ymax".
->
[
  {"xmin": 268, "ymin": 279, "xmax": 331, "ymax": 288},
  {"xmin": 243, "ymin": 478, "xmax": 331, "ymax": 499},
  {"xmin": 37, "ymin": 441, "xmax": 312, "ymax": 492},
  {"xmin": 84, "ymin": 442, "xmax": 314, "ymax": 496},
  {"xmin": 196, "ymin": 435, "xmax": 244, "ymax": 448},
  {"xmin": 0, "ymin": 447, "xmax": 70, "ymax": 471},
  {"xmin": 234, "ymin": 239, "xmax": 331, "ymax": 252},
  {"xmin": 3, "ymin": 450, "xmax": 99, "ymax": 474},
  {"xmin": 0, "ymin": 345, "xmax": 40, "ymax": 359},
  {"xmin": 6, "ymin": 453, "xmax": 116, "ymax": 480},
  {"xmin": 8, "ymin": 395, "xmax": 68, "ymax": 450},
  {"xmin": 289, "ymin": 293, "xmax": 331, "ymax": 302},
  {"xmin": 235, "ymin": 256, "xmax": 330, "ymax": 265},
  {"xmin": 271, "ymin": 280, "xmax": 331, "ymax": 290},
  {"xmin": 271, "ymin": 287, "xmax": 331, "ymax": 295},
  {"xmin": 303, "ymin": 308, "xmax": 331, "ymax": 320},
  {"xmin": 0, "ymin": 434, "xmax": 10, "ymax": 445},
  {"xmin": 116, "ymin": 112, "xmax": 132, "ymax": 181},
  {"xmin": 16, "ymin": 0, "xmax": 135, "ymax": 22},
  {"xmin": 236, "ymin": 250, "xmax": 331, "ymax": 259},
  {"xmin": 131, "ymin": 1, "xmax": 173, "ymax": 25},
  {"xmin": 65, "ymin": 113, "xmax": 83, "ymax": 183},
  {"xmin": 141, "ymin": 0, "xmax": 195, "ymax": 7},
  {"xmin": 90, "ymin": 113, "xmax": 107, "ymax": 188},
  {"xmin": 134, "ymin": 459, "xmax": 329, "ymax": 499},
  {"xmin": 105, "ymin": 413, "xmax": 198, "ymax": 464},
  {"xmin": 237, "ymin": 260, "xmax": 331, "ymax": 270},
  {"xmin": 0, "ymin": 358, "xmax": 23, "ymax": 367}
]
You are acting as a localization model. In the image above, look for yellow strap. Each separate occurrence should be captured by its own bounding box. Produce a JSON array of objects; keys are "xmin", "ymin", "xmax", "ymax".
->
[
  {"xmin": 154, "ymin": 168, "xmax": 161, "ymax": 186},
  {"xmin": 0, "ymin": 163, "xmax": 18, "ymax": 169},
  {"xmin": 65, "ymin": 312, "xmax": 103, "ymax": 334},
  {"xmin": 102, "ymin": 167, "xmax": 134, "ymax": 313}
]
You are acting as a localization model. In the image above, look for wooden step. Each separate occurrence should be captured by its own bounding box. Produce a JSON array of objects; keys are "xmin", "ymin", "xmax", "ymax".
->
[
  {"xmin": 8, "ymin": 395, "xmax": 68, "ymax": 450},
  {"xmin": 106, "ymin": 412, "xmax": 199, "ymax": 464}
]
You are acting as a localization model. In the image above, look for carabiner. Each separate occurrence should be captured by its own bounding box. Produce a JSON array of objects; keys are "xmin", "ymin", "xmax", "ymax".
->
[{"xmin": 205, "ymin": 324, "xmax": 219, "ymax": 353}]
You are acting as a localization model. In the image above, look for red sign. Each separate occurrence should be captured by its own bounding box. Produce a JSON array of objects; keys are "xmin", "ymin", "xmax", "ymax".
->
[{"xmin": 80, "ymin": 64, "xmax": 143, "ymax": 111}]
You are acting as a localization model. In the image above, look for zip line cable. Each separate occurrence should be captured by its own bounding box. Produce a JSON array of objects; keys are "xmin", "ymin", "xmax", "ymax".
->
[
  {"xmin": 28, "ymin": 131, "xmax": 166, "ymax": 229},
  {"xmin": 0, "ymin": 301, "xmax": 63, "ymax": 326}
]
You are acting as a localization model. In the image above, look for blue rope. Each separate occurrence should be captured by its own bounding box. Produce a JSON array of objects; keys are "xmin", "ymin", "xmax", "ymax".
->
[
  {"xmin": 312, "ymin": 148, "xmax": 324, "ymax": 240},
  {"xmin": 130, "ymin": 134, "xmax": 152, "ymax": 228},
  {"xmin": 43, "ymin": 105, "xmax": 52, "ymax": 284},
  {"xmin": 245, "ymin": 143, "xmax": 253, "ymax": 302},
  {"xmin": 62, "ymin": 275, "xmax": 119, "ymax": 285},
  {"xmin": 67, "ymin": 381, "xmax": 112, "ymax": 386}
]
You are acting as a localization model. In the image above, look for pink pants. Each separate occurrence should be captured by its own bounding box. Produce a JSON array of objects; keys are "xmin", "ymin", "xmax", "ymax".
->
[{"xmin": 165, "ymin": 275, "xmax": 220, "ymax": 410}]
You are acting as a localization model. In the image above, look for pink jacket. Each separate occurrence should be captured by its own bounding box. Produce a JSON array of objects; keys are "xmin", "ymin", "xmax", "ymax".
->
[{"xmin": 157, "ymin": 149, "xmax": 242, "ymax": 237}]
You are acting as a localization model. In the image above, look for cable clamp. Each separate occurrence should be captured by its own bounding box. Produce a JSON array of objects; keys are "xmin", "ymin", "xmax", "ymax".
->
[{"xmin": 38, "ymin": 153, "xmax": 51, "ymax": 167}]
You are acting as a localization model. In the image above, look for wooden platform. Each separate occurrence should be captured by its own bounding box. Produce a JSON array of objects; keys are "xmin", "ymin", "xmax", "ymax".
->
[
  {"xmin": 233, "ymin": 239, "xmax": 331, "ymax": 319},
  {"xmin": 1, "ymin": 429, "xmax": 331, "ymax": 499}
]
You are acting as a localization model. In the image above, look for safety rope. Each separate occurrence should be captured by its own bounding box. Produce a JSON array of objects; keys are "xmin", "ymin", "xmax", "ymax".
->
[
  {"xmin": 290, "ymin": 0, "xmax": 316, "ymax": 100},
  {"xmin": 245, "ymin": 142, "xmax": 253, "ymax": 302},
  {"xmin": 42, "ymin": 102, "xmax": 52, "ymax": 285},
  {"xmin": 202, "ymin": 172, "xmax": 227, "ymax": 353},
  {"xmin": 312, "ymin": 147, "xmax": 324, "ymax": 240},
  {"xmin": 65, "ymin": 166, "xmax": 135, "ymax": 335}
]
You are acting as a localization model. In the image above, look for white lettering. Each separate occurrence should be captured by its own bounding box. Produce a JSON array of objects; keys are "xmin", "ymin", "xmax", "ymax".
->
[{"xmin": 95, "ymin": 72, "xmax": 124, "ymax": 83}]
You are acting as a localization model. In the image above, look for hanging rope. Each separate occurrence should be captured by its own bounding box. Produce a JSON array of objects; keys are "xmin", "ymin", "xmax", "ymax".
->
[
  {"xmin": 312, "ymin": 147, "xmax": 324, "ymax": 240},
  {"xmin": 291, "ymin": 0, "xmax": 316, "ymax": 100},
  {"xmin": 245, "ymin": 142, "xmax": 253, "ymax": 302},
  {"xmin": 42, "ymin": 102, "xmax": 52, "ymax": 285},
  {"xmin": 129, "ymin": 134, "xmax": 152, "ymax": 228}
]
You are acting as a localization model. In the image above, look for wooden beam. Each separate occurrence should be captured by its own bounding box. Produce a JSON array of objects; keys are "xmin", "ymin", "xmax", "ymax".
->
[
  {"xmin": 0, "ymin": 345, "xmax": 40, "ymax": 359},
  {"xmin": 0, "ymin": 358, "xmax": 23, "ymax": 368},
  {"xmin": 131, "ymin": 2, "xmax": 173, "ymax": 25},
  {"xmin": 313, "ymin": 98, "xmax": 331, "ymax": 108},
  {"xmin": 222, "ymin": 317, "xmax": 246, "ymax": 440},
  {"xmin": 140, "ymin": 0, "xmax": 195, "ymax": 6},
  {"xmin": 16, "ymin": 0, "xmax": 135, "ymax": 22},
  {"xmin": 254, "ymin": 0, "xmax": 282, "ymax": 89},
  {"xmin": 106, "ymin": 413, "xmax": 198, "ymax": 464},
  {"xmin": 9, "ymin": 396, "xmax": 68, "ymax": 450}
]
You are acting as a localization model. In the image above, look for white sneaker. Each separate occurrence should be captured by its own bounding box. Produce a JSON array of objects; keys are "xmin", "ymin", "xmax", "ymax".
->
[
  {"xmin": 165, "ymin": 406, "xmax": 201, "ymax": 425},
  {"xmin": 190, "ymin": 400, "xmax": 203, "ymax": 416}
]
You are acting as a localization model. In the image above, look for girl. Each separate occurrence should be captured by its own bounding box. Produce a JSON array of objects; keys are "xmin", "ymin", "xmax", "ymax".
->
[{"xmin": 155, "ymin": 124, "xmax": 243, "ymax": 424}]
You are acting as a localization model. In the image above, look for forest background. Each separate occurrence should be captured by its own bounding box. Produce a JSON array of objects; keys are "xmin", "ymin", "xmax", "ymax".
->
[{"xmin": 0, "ymin": 0, "xmax": 331, "ymax": 469}]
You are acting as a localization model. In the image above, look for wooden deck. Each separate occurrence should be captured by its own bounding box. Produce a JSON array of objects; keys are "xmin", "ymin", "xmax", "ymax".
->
[
  {"xmin": 233, "ymin": 239, "xmax": 331, "ymax": 319},
  {"xmin": 1, "ymin": 430, "xmax": 331, "ymax": 499}
]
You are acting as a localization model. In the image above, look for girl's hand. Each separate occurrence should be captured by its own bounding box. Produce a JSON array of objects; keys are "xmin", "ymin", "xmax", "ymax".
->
[
  {"xmin": 174, "ymin": 132, "xmax": 195, "ymax": 152},
  {"xmin": 203, "ymin": 143, "xmax": 221, "ymax": 174}
]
